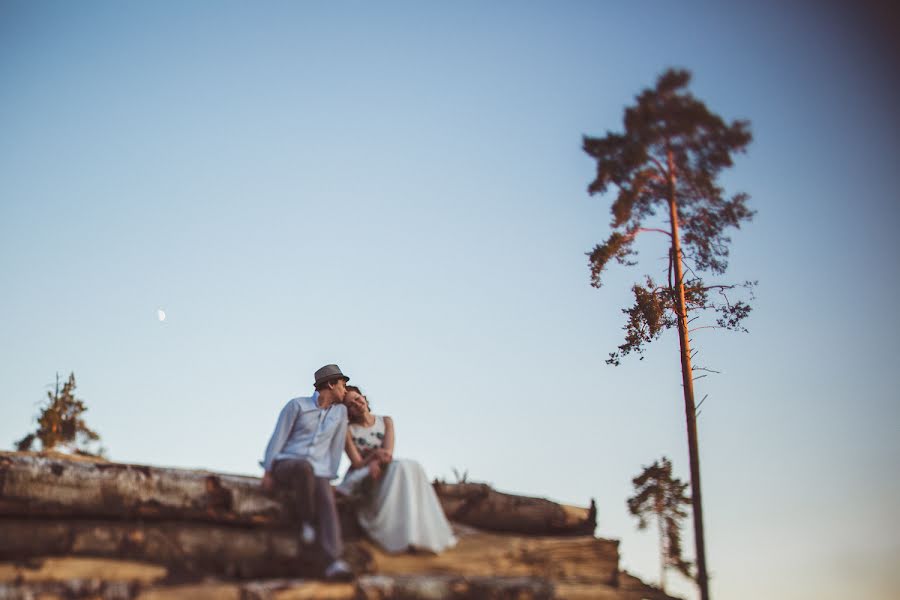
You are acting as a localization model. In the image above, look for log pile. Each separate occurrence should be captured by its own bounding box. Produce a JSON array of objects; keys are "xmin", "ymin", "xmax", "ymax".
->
[{"xmin": 0, "ymin": 452, "xmax": 680, "ymax": 599}]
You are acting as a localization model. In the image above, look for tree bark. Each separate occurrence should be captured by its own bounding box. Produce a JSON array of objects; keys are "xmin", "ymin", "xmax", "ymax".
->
[
  {"xmin": 666, "ymin": 149, "xmax": 709, "ymax": 600},
  {"xmin": 0, "ymin": 453, "xmax": 595, "ymax": 537}
]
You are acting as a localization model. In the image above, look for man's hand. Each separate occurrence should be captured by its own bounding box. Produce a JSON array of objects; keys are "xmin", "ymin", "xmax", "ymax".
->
[
  {"xmin": 261, "ymin": 471, "xmax": 275, "ymax": 492},
  {"xmin": 368, "ymin": 461, "xmax": 383, "ymax": 480}
]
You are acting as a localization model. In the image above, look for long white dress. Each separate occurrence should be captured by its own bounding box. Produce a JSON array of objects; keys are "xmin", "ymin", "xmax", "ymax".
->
[{"xmin": 335, "ymin": 415, "xmax": 457, "ymax": 554}]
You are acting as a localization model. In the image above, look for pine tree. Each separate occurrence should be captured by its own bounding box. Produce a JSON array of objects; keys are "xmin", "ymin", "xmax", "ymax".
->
[
  {"xmin": 15, "ymin": 372, "xmax": 104, "ymax": 457},
  {"xmin": 582, "ymin": 68, "xmax": 755, "ymax": 600},
  {"xmin": 627, "ymin": 457, "xmax": 692, "ymax": 592}
]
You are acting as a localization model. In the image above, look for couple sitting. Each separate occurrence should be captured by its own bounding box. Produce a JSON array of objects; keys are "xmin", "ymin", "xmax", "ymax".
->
[{"xmin": 260, "ymin": 364, "xmax": 456, "ymax": 581}]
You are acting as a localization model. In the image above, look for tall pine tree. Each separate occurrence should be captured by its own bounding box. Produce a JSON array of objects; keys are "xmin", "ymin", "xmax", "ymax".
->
[{"xmin": 582, "ymin": 68, "xmax": 754, "ymax": 600}]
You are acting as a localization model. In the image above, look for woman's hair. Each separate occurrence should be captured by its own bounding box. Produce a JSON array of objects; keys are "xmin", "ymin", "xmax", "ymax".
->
[{"xmin": 345, "ymin": 384, "xmax": 372, "ymax": 424}]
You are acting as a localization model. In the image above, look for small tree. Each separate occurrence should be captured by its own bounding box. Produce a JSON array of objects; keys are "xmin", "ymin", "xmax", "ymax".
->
[
  {"xmin": 582, "ymin": 68, "xmax": 755, "ymax": 600},
  {"xmin": 15, "ymin": 372, "xmax": 104, "ymax": 457},
  {"xmin": 627, "ymin": 457, "xmax": 692, "ymax": 592}
]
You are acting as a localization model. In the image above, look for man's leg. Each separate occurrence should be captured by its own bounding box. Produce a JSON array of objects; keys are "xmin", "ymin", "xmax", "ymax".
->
[
  {"xmin": 314, "ymin": 476, "xmax": 344, "ymax": 562},
  {"xmin": 272, "ymin": 459, "xmax": 317, "ymax": 529}
]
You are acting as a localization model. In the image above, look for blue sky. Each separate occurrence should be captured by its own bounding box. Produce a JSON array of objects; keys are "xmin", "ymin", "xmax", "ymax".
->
[{"xmin": 2, "ymin": 2, "xmax": 898, "ymax": 599}]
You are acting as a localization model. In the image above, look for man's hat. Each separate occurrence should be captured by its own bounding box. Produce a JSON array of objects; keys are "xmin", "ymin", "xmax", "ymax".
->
[{"xmin": 314, "ymin": 364, "xmax": 349, "ymax": 386}]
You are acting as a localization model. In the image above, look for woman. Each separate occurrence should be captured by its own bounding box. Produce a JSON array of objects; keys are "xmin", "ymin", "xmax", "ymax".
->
[{"xmin": 336, "ymin": 386, "xmax": 457, "ymax": 554}]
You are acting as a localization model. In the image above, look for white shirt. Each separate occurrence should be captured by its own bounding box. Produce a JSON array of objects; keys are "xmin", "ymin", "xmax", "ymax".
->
[{"xmin": 261, "ymin": 391, "xmax": 348, "ymax": 479}]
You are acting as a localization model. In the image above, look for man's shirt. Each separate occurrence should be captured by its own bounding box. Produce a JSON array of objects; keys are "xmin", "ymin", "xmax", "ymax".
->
[{"xmin": 261, "ymin": 391, "xmax": 348, "ymax": 479}]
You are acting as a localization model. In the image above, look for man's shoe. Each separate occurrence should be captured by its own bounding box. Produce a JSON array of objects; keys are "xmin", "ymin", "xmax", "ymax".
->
[
  {"xmin": 300, "ymin": 522, "xmax": 316, "ymax": 545},
  {"xmin": 323, "ymin": 559, "xmax": 354, "ymax": 582}
]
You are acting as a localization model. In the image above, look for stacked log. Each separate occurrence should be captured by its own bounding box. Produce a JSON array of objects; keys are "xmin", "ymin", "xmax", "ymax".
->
[
  {"xmin": 0, "ymin": 453, "xmax": 596, "ymax": 535},
  {"xmin": 0, "ymin": 452, "xmax": 679, "ymax": 599}
]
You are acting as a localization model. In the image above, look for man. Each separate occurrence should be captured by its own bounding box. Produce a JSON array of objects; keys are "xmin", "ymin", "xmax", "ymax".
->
[{"xmin": 260, "ymin": 364, "xmax": 353, "ymax": 581}]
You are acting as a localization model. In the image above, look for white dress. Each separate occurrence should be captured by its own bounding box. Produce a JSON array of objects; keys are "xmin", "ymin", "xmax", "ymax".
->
[{"xmin": 336, "ymin": 415, "xmax": 457, "ymax": 554}]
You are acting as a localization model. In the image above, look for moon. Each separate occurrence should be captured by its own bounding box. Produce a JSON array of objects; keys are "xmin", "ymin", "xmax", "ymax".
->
[{"xmin": 157, "ymin": 309, "xmax": 166, "ymax": 322}]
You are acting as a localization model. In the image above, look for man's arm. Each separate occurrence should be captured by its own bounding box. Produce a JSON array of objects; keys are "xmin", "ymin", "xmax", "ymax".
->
[{"xmin": 260, "ymin": 399, "xmax": 300, "ymax": 482}]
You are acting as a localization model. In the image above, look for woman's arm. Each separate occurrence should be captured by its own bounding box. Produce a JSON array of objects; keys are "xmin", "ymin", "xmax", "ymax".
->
[
  {"xmin": 378, "ymin": 416, "xmax": 395, "ymax": 462},
  {"xmin": 345, "ymin": 430, "xmax": 384, "ymax": 470},
  {"xmin": 345, "ymin": 430, "xmax": 366, "ymax": 469}
]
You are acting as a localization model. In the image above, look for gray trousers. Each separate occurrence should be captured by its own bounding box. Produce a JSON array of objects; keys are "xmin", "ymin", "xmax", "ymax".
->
[{"xmin": 272, "ymin": 458, "xmax": 342, "ymax": 563}]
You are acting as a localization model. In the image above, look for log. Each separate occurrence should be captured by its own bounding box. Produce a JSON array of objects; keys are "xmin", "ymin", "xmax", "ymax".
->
[
  {"xmin": 434, "ymin": 482, "xmax": 597, "ymax": 536},
  {"xmin": 0, "ymin": 519, "xmax": 310, "ymax": 579},
  {"xmin": 0, "ymin": 453, "xmax": 595, "ymax": 536},
  {"xmin": 0, "ymin": 575, "xmax": 558, "ymax": 600},
  {"xmin": 0, "ymin": 452, "xmax": 285, "ymax": 526},
  {"xmin": 0, "ymin": 519, "xmax": 618, "ymax": 585}
]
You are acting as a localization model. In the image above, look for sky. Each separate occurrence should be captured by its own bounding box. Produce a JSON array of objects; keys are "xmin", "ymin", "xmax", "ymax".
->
[{"xmin": 1, "ymin": 2, "xmax": 899, "ymax": 599}]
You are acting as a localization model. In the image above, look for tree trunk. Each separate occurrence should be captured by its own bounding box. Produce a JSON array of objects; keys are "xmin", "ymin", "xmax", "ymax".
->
[
  {"xmin": 667, "ymin": 150, "xmax": 710, "ymax": 600},
  {"xmin": 0, "ymin": 453, "xmax": 596, "ymax": 537},
  {"xmin": 658, "ymin": 513, "xmax": 666, "ymax": 593}
]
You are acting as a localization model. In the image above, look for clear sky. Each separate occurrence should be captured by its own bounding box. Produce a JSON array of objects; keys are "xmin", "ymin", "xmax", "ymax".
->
[{"xmin": 1, "ymin": 2, "xmax": 898, "ymax": 599}]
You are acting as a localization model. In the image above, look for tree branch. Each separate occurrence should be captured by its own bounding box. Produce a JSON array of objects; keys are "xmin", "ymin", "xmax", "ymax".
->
[
  {"xmin": 648, "ymin": 154, "xmax": 669, "ymax": 180},
  {"xmin": 696, "ymin": 394, "xmax": 708, "ymax": 411},
  {"xmin": 667, "ymin": 248, "xmax": 674, "ymax": 293},
  {"xmin": 637, "ymin": 227, "xmax": 672, "ymax": 237}
]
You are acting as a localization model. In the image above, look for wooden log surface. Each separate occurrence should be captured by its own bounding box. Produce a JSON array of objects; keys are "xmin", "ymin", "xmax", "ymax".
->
[
  {"xmin": 0, "ymin": 452, "xmax": 596, "ymax": 536},
  {"xmin": 363, "ymin": 524, "xmax": 618, "ymax": 585}
]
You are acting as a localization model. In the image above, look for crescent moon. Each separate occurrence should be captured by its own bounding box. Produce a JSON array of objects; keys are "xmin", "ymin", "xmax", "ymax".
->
[{"xmin": 157, "ymin": 309, "xmax": 166, "ymax": 322}]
